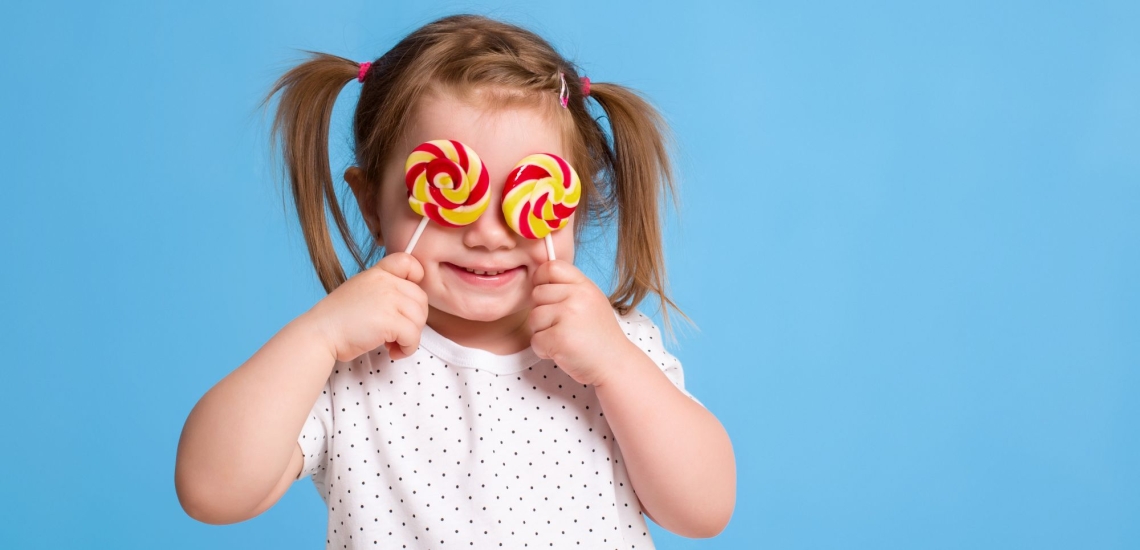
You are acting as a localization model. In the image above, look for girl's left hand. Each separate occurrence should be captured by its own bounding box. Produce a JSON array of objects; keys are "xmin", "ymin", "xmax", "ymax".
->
[{"xmin": 528, "ymin": 260, "xmax": 637, "ymax": 387}]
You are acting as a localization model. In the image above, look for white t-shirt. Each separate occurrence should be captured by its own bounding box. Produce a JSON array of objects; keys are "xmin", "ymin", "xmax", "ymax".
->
[{"xmin": 297, "ymin": 309, "xmax": 701, "ymax": 549}]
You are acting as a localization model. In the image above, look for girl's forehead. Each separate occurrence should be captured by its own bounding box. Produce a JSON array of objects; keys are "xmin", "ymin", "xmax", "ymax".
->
[{"xmin": 406, "ymin": 88, "xmax": 567, "ymax": 166}]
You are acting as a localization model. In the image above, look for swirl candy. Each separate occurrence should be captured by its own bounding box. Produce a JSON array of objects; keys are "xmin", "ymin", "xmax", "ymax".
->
[
  {"xmin": 502, "ymin": 153, "xmax": 581, "ymax": 260},
  {"xmin": 402, "ymin": 139, "xmax": 490, "ymax": 253}
]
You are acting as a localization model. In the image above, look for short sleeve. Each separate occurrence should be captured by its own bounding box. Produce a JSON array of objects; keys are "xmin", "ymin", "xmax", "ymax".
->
[
  {"xmin": 618, "ymin": 310, "xmax": 704, "ymax": 408},
  {"xmin": 297, "ymin": 375, "xmax": 334, "ymax": 483}
]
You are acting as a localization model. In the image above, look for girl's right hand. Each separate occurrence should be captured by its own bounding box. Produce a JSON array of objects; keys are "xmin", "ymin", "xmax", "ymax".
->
[{"xmin": 305, "ymin": 252, "xmax": 429, "ymax": 362}]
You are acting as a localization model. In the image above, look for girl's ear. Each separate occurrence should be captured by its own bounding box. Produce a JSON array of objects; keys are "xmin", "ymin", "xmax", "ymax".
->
[{"xmin": 344, "ymin": 166, "xmax": 384, "ymax": 246}]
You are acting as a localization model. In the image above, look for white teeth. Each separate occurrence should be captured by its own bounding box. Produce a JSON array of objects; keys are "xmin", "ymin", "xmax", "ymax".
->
[{"xmin": 464, "ymin": 268, "xmax": 503, "ymax": 276}]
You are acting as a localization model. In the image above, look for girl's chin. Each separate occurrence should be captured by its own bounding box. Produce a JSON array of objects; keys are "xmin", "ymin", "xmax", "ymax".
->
[{"xmin": 430, "ymin": 301, "xmax": 530, "ymax": 324}]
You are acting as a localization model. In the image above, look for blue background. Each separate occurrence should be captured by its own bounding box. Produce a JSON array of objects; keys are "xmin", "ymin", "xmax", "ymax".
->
[{"xmin": 1, "ymin": 1, "xmax": 1137, "ymax": 548}]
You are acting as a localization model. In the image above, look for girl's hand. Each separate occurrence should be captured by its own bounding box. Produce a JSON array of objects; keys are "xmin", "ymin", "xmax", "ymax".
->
[
  {"xmin": 305, "ymin": 252, "xmax": 429, "ymax": 363},
  {"xmin": 528, "ymin": 260, "xmax": 638, "ymax": 387}
]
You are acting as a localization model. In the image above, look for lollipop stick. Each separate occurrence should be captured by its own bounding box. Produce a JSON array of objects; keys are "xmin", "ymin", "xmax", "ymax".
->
[
  {"xmin": 404, "ymin": 217, "xmax": 429, "ymax": 254},
  {"xmin": 544, "ymin": 235, "xmax": 556, "ymax": 261}
]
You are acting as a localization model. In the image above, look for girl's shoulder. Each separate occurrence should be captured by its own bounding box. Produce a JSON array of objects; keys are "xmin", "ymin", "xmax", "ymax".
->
[
  {"xmin": 613, "ymin": 307, "xmax": 672, "ymax": 358},
  {"xmin": 614, "ymin": 308, "xmax": 650, "ymax": 323},
  {"xmin": 614, "ymin": 307, "xmax": 703, "ymax": 405},
  {"xmin": 613, "ymin": 308, "xmax": 665, "ymax": 340}
]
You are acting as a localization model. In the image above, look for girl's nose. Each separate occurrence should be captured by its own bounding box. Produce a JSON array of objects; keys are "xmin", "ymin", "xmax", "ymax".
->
[{"xmin": 462, "ymin": 197, "xmax": 516, "ymax": 251}]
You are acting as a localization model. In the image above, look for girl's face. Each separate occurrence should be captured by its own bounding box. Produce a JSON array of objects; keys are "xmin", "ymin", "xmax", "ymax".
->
[{"xmin": 371, "ymin": 88, "xmax": 575, "ymax": 342}]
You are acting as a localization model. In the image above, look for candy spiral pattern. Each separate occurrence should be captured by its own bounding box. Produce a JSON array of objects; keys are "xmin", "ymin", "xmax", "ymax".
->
[
  {"xmin": 404, "ymin": 140, "xmax": 490, "ymax": 227},
  {"xmin": 501, "ymin": 153, "xmax": 581, "ymax": 239}
]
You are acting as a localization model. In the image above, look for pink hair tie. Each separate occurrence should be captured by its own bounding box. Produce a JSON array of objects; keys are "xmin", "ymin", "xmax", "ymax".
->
[
  {"xmin": 580, "ymin": 77, "xmax": 590, "ymax": 97},
  {"xmin": 357, "ymin": 61, "xmax": 372, "ymax": 83}
]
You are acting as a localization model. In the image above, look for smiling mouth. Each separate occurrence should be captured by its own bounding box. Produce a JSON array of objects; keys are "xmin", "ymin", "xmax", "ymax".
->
[
  {"xmin": 446, "ymin": 263, "xmax": 524, "ymax": 277},
  {"xmin": 463, "ymin": 267, "xmax": 508, "ymax": 276}
]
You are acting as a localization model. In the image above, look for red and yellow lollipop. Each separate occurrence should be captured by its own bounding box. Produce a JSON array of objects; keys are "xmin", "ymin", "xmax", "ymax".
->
[
  {"xmin": 403, "ymin": 139, "xmax": 490, "ymax": 252},
  {"xmin": 502, "ymin": 153, "xmax": 581, "ymax": 260}
]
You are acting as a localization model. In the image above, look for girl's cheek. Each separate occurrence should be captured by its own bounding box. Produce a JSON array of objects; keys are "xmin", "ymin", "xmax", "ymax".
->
[{"xmin": 555, "ymin": 226, "xmax": 576, "ymax": 263}]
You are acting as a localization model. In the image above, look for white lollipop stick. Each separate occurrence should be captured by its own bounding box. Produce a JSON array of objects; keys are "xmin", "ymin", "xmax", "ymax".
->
[
  {"xmin": 404, "ymin": 217, "xmax": 429, "ymax": 254},
  {"xmin": 544, "ymin": 235, "xmax": 556, "ymax": 261}
]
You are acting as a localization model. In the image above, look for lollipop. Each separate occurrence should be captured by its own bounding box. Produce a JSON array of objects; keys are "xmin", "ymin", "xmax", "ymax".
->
[
  {"xmin": 403, "ymin": 139, "xmax": 490, "ymax": 253},
  {"xmin": 501, "ymin": 153, "xmax": 581, "ymax": 260}
]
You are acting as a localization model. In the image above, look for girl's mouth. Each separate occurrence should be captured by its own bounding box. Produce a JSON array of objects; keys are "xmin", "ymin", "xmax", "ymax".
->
[
  {"xmin": 462, "ymin": 267, "xmax": 507, "ymax": 276},
  {"xmin": 443, "ymin": 262, "xmax": 525, "ymax": 287}
]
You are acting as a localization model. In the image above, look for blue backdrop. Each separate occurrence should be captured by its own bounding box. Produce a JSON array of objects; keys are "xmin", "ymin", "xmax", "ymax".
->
[{"xmin": 1, "ymin": 1, "xmax": 1137, "ymax": 548}]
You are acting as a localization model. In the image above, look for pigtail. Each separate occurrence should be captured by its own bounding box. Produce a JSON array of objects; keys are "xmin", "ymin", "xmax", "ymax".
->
[
  {"xmin": 263, "ymin": 52, "xmax": 366, "ymax": 294},
  {"xmin": 586, "ymin": 82, "xmax": 687, "ymax": 333}
]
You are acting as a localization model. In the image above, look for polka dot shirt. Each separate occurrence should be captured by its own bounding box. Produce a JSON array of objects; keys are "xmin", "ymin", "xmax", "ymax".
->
[{"xmin": 297, "ymin": 309, "xmax": 702, "ymax": 549}]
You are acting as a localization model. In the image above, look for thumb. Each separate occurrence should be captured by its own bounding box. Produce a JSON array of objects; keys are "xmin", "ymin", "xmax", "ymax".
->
[{"xmin": 376, "ymin": 252, "xmax": 425, "ymax": 284}]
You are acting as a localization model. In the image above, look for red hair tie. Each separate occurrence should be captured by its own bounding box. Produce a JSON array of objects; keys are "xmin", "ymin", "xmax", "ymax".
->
[
  {"xmin": 357, "ymin": 61, "xmax": 372, "ymax": 83},
  {"xmin": 580, "ymin": 77, "xmax": 590, "ymax": 97}
]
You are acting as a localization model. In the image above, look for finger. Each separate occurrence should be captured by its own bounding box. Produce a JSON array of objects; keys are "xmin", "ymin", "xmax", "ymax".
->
[
  {"xmin": 388, "ymin": 316, "xmax": 422, "ymax": 358},
  {"xmin": 392, "ymin": 277, "xmax": 429, "ymax": 308},
  {"xmin": 527, "ymin": 303, "xmax": 559, "ymax": 335},
  {"xmin": 376, "ymin": 252, "xmax": 425, "ymax": 284},
  {"xmin": 529, "ymin": 329, "xmax": 555, "ymax": 361},
  {"xmin": 387, "ymin": 341, "xmax": 408, "ymax": 360},
  {"xmin": 395, "ymin": 291, "xmax": 429, "ymax": 328},
  {"xmin": 532, "ymin": 259, "xmax": 582, "ymax": 286},
  {"xmin": 532, "ymin": 283, "xmax": 572, "ymax": 306}
]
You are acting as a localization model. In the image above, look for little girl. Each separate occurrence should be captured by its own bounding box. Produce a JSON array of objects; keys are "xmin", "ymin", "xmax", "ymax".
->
[{"xmin": 175, "ymin": 14, "xmax": 735, "ymax": 549}]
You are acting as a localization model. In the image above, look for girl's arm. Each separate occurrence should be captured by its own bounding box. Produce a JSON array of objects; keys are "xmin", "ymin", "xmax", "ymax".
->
[
  {"xmin": 175, "ymin": 253, "xmax": 427, "ymax": 525},
  {"xmin": 594, "ymin": 342, "xmax": 736, "ymax": 538},
  {"xmin": 175, "ymin": 313, "xmax": 335, "ymax": 524},
  {"xmin": 528, "ymin": 260, "xmax": 736, "ymax": 537}
]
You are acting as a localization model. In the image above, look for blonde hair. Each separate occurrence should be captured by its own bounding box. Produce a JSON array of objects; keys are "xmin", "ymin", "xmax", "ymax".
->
[{"xmin": 264, "ymin": 14, "xmax": 684, "ymax": 328}]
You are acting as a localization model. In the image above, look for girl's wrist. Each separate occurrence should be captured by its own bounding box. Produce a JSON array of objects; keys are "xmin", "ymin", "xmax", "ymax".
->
[
  {"xmin": 290, "ymin": 310, "xmax": 339, "ymax": 366},
  {"xmin": 593, "ymin": 338, "xmax": 651, "ymax": 389}
]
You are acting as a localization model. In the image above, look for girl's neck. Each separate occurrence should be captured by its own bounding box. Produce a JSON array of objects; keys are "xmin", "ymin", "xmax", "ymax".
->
[{"xmin": 425, "ymin": 307, "xmax": 532, "ymax": 356}]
